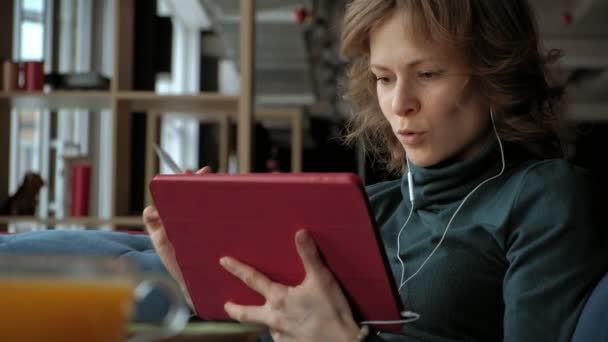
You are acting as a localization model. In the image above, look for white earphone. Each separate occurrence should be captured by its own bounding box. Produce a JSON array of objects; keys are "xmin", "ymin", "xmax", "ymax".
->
[{"xmin": 361, "ymin": 109, "xmax": 506, "ymax": 328}]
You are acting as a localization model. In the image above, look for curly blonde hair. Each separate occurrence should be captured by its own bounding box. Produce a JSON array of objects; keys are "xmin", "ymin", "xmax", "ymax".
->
[{"xmin": 341, "ymin": 0, "xmax": 568, "ymax": 174}]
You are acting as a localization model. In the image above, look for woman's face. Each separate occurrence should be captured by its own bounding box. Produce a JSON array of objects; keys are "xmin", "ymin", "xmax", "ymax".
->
[{"xmin": 369, "ymin": 11, "xmax": 489, "ymax": 167}]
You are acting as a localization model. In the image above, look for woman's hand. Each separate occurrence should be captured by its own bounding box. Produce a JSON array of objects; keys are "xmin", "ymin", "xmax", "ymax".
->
[
  {"xmin": 143, "ymin": 166, "xmax": 212, "ymax": 285},
  {"xmin": 221, "ymin": 230, "xmax": 361, "ymax": 342}
]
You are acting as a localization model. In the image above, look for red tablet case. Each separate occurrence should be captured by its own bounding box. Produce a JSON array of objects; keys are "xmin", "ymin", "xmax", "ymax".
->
[{"xmin": 150, "ymin": 173, "xmax": 402, "ymax": 331}]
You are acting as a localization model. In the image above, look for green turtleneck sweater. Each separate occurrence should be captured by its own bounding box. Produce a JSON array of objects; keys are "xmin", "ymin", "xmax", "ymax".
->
[{"xmin": 365, "ymin": 140, "xmax": 608, "ymax": 341}]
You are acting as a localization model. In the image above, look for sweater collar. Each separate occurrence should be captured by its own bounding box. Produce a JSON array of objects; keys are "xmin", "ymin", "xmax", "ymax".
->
[{"xmin": 400, "ymin": 135, "xmax": 503, "ymax": 210}]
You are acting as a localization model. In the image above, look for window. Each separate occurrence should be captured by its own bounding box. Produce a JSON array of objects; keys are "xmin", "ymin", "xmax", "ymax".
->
[
  {"xmin": 11, "ymin": 0, "xmax": 47, "ymax": 195},
  {"xmin": 10, "ymin": 0, "xmax": 111, "ymax": 228},
  {"xmin": 19, "ymin": 0, "xmax": 45, "ymax": 60},
  {"xmin": 8, "ymin": 0, "xmax": 48, "ymax": 231},
  {"xmin": 156, "ymin": 2, "xmax": 201, "ymax": 173},
  {"xmin": 23, "ymin": 0, "xmax": 44, "ymax": 13}
]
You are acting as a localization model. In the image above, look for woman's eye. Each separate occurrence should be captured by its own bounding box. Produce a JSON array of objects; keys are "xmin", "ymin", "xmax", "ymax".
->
[
  {"xmin": 417, "ymin": 71, "xmax": 442, "ymax": 80},
  {"xmin": 375, "ymin": 76, "xmax": 391, "ymax": 84}
]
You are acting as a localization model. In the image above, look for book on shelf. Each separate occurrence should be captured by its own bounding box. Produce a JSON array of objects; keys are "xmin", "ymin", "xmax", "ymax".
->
[{"xmin": 64, "ymin": 155, "xmax": 91, "ymax": 217}]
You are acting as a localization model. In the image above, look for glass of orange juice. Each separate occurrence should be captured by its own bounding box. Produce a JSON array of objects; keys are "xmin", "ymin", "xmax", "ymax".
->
[{"xmin": 0, "ymin": 254, "xmax": 189, "ymax": 342}]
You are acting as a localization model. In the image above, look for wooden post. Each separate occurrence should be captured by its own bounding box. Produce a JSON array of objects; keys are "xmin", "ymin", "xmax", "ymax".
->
[
  {"xmin": 218, "ymin": 115, "xmax": 230, "ymax": 173},
  {"xmin": 144, "ymin": 111, "xmax": 160, "ymax": 207},
  {"xmin": 291, "ymin": 108, "xmax": 303, "ymax": 172},
  {"xmin": 0, "ymin": 0, "xmax": 14, "ymax": 204},
  {"xmin": 237, "ymin": 0, "xmax": 255, "ymax": 173},
  {"xmin": 111, "ymin": 100, "xmax": 132, "ymax": 216},
  {"xmin": 110, "ymin": 0, "xmax": 134, "ymax": 216},
  {"xmin": 0, "ymin": 0, "xmax": 13, "ymax": 63},
  {"xmin": 112, "ymin": 0, "xmax": 134, "ymax": 92}
]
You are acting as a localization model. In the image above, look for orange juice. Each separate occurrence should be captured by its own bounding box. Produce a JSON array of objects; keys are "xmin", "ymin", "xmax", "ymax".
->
[{"xmin": 0, "ymin": 277, "xmax": 135, "ymax": 342}]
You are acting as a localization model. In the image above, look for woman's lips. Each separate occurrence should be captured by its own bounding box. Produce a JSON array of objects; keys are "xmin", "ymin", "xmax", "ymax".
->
[{"xmin": 397, "ymin": 130, "xmax": 426, "ymax": 145}]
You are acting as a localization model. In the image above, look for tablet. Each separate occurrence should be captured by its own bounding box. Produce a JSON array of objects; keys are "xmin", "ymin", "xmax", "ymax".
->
[{"xmin": 150, "ymin": 173, "xmax": 402, "ymax": 331}]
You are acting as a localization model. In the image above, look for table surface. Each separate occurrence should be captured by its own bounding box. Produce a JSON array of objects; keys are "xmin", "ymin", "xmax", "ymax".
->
[{"xmin": 128, "ymin": 322, "xmax": 264, "ymax": 342}]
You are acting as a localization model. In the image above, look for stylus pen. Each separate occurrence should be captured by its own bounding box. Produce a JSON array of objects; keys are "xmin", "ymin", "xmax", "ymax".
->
[{"xmin": 153, "ymin": 143, "xmax": 185, "ymax": 174}]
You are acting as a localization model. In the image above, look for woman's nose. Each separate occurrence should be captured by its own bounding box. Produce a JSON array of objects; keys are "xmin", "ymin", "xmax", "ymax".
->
[{"xmin": 391, "ymin": 82, "xmax": 419, "ymax": 117}]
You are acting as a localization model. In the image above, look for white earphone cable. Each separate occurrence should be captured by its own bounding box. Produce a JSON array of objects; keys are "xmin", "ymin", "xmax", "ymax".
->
[
  {"xmin": 364, "ymin": 110, "xmax": 505, "ymax": 328},
  {"xmin": 397, "ymin": 110, "xmax": 505, "ymax": 291}
]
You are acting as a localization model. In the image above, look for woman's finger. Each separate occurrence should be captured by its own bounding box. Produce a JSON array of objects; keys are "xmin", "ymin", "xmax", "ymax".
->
[
  {"xmin": 224, "ymin": 302, "xmax": 270, "ymax": 326},
  {"xmin": 196, "ymin": 166, "xmax": 212, "ymax": 174},
  {"xmin": 220, "ymin": 257, "xmax": 279, "ymax": 298},
  {"xmin": 143, "ymin": 205, "xmax": 158, "ymax": 219},
  {"xmin": 295, "ymin": 230, "xmax": 325, "ymax": 276},
  {"xmin": 143, "ymin": 206, "xmax": 161, "ymax": 228},
  {"xmin": 270, "ymin": 330, "xmax": 282, "ymax": 341}
]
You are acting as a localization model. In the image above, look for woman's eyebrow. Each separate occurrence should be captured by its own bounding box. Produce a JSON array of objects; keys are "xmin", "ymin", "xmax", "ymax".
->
[
  {"xmin": 370, "ymin": 58, "xmax": 442, "ymax": 71},
  {"xmin": 369, "ymin": 64, "xmax": 390, "ymax": 71}
]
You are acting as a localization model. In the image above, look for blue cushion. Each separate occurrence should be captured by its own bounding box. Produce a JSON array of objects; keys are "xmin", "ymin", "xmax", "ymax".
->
[
  {"xmin": 0, "ymin": 230, "xmax": 174, "ymax": 322},
  {"xmin": 572, "ymin": 272, "xmax": 608, "ymax": 342},
  {"xmin": 0, "ymin": 230, "xmax": 159, "ymax": 265}
]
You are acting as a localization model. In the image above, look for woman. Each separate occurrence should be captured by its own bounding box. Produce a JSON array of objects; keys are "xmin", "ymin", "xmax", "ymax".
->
[{"xmin": 144, "ymin": 0, "xmax": 608, "ymax": 340}]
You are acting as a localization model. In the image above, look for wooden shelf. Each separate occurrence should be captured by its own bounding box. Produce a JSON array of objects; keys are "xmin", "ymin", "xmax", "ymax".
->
[
  {"xmin": 0, "ymin": 215, "xmax": 144, "ymax": 227},
  {"xmin": 0, "ymin": 91, "xmax": 112, "ymax": 110},
  {"xmin": 0, "ymin": 90, "xmax": 302, "ymax": 122},
  {"xmin": 1, "ymin": 0, "xmax": 258, "ymax": 220},
  {"xmin": 0, "ymin": 91, "xmax": 241, "ymax": 115},
  {"xmin": 116, "ymin": 91, "xmax": 239, "ymax": 115}
]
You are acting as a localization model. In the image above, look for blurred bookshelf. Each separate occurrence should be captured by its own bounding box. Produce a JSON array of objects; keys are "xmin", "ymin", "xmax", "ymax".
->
[{"xmin": 0, "ymin": 0, "xmax": 276, "ymax": 230}]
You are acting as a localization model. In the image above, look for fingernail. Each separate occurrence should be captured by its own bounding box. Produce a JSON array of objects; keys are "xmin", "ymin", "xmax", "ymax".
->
[
  {"xmin": 300, "ymin": 230, "xmax": 311, "ymax": 244},
  {"xmin": 219, "ymin": 257, "xmax": 229, "ymax": 267}
]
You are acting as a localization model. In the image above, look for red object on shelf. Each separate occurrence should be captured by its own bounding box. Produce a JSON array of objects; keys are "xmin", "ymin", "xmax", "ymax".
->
[
  {"xmin": 561, "ymin": 12, "xmax": 573, "ymax": 26},
  {"xmin": 70, "ymin": 163, "xmax": 91, "ymax": 217},
  {"xmin": 23, "ymin": 61, "xmax": 44, "ymax": 91},
  {"xmin": 2, "ymin": 60, "xmax": 20, "ymax": 90},
  {"xmin": 294, "ymin": 8, "xmax": 308, "ymax": 24}
]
